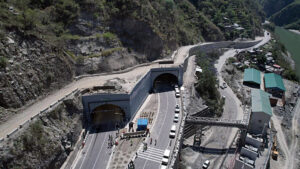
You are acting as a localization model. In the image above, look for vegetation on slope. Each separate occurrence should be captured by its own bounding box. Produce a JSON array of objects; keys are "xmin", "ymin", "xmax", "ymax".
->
[
  {"xmin": 259, "ymin": 0, "xmax": 294, "ymax": 17},
  {"xmin": 259, "ymin": 0, "xmax": 300, "ymax": 30},
  {"xmin": 189, "ymin": 0, "xmax": 265, "ymax": 39},
  {"xmin": 194, "ymin": 51, "xmax": 225, "ymax": 117},
  {"xmin": 270, "ymin": 0, "xmax": 300, "ymax": 29}
]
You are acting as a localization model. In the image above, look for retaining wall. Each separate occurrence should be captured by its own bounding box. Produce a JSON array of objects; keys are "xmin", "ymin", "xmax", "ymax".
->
[
  {"xmin": 189, "ymin": 40, "xmax": 262, "ymax": 56},
  {"xmin": 0, "ymin": 89, "xmax": 80, "ymax": 143}
]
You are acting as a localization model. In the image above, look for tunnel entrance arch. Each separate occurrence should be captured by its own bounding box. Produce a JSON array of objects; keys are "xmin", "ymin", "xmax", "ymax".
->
[
  {"xmin": 153, "ymin": 73, "xmax": 178, "ymax": 89},
  {"xmin": 91, "ymin": 104, "xmax": 125, "ymax": 130}
]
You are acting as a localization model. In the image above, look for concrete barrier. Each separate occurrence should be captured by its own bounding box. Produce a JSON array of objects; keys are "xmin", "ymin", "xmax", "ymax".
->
[{"xmin": 120, "ymin": 131, "xmax": 147, "ymax": 139}]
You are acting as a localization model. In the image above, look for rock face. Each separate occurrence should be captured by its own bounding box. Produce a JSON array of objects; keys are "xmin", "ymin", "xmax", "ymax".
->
[
  {"xmin": 0, "ymin": 34, "xmax": 74, "ymax": 109},
  {"xmin": 110, "ymin": 18, "xmax": 165, "ymax": 61},
  {"xmin": 0, "ymin": 96, "xmax": 82, "ymax": 169}
]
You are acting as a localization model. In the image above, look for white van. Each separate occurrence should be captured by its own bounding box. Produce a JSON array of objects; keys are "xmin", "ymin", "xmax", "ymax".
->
[
  {"xmin": 169, "ymin": 125, "xmax": 176, "ymax": 138},
  {"xmin": 161, "ymin": 149, "xmax": 171, "ymax": 166},
  {"xmin": 175, "ymin": 88, "xmax": 180, "ymax": 97}
]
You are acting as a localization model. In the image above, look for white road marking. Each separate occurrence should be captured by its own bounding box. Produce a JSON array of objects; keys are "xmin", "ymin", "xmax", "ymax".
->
[
  {"xmin": 157, "ymin": 91, "xmax": 170, "ymax": 137},
  {"xmin": 79, "ymin": 133, "xmax": 95, "ymax": 169},
  {"xmin": 139, "ymin": 147, "xmax": 164, "ymax": 167},
  {"xmin": 92, "ymin": 132, "xmax": 108, "ymax": 169}
]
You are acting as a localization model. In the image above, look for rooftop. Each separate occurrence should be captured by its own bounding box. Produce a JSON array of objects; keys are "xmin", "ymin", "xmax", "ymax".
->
[
  {"xmin": 264, "ymin": 73, "xmax": 286, "ymax": 91},
  {"xmin": 251, "ymin": 89, "xmax": 272, "ymax": 116},
  {"xmin": 243, "ymin": 68, "xmax": 261, "ymax": 85}
]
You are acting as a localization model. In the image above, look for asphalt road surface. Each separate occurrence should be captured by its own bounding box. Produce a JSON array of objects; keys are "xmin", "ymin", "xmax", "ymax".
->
[
  {"xmin": 73, "ymin": 129, "xmax": 116, "ymax": 169},
  {"xmin": 134, "ymin": 84, "xmax": 180, "ymax": 169}
]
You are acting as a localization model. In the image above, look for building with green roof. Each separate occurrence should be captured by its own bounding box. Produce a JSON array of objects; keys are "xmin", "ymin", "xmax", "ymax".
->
[
  {"xmin": 243, "ymin": 68, "xmax": 261, "ymax": 88},
  {"xmin": 264, "ymin": 73, "xmax": 285, "ymax": 98},
  {"xmin": 249, "ymin": 89, "xmax": 272, "ymax": 135}
]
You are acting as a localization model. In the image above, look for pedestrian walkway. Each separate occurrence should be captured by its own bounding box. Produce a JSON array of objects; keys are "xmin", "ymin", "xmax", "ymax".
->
[{"xmin": 137, "ymin": 145, "xmax": 164, "ymax": 164}]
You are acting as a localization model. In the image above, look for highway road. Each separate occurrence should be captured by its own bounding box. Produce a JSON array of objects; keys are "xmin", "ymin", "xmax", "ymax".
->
[
  {"xmin": 73, "ymin": 129, "xmax": 116, "ymax": 169},
  {"xmin": 191, "ymin": 30, "xmax": 271, "ymax": 169},
  {"xmin": 134, "ymin": 84, "xmax": 180, "ymax": 169}
]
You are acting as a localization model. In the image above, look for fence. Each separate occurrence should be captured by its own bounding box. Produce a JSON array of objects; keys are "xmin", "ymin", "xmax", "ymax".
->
[{"xmin": 0, "ymin": 88, "xmax": 81, "ymax": 143}]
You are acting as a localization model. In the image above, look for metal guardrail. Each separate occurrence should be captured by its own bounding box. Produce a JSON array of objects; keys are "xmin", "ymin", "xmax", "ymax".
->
[
  {"xmin": 0, "ymin": 88, "xmax": 80, "ymax": 144},
  {"xmin": 169, "ymin": 89, "xmax": 188, "ymax": 168},
  {"xmin": 185, "ymin": 116, "xmax": 248, "ymax": 129}
]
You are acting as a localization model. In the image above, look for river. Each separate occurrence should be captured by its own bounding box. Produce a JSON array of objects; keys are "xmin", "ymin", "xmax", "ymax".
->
[{"xmin": 275, "ymin": 27, "xmax": 300, "ymax": 78}]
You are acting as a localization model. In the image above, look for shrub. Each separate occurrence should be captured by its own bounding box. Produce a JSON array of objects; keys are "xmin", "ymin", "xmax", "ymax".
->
[
  {"xmin": 23, "ymin": 8, "xmax": 38, "ymax": 31},
  {"xmin": 0, "ymin": 56, "xmax": 8, "ymax": 68},
  {"xmin": 227, "ymin": 57, "xmax": 236, "ymax": 64},
  {"xmin": 76, "ymin": 55, "xmax": 84, "ymax": 64},
  {"xmin": 102, "ymin": 32, "xmax": 117, "ymax": 42}
]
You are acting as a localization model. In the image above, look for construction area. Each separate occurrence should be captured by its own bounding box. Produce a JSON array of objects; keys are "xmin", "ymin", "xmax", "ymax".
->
[{"xmin": 179, "ymin": 33, "xmax": 300, "ymax": 169}]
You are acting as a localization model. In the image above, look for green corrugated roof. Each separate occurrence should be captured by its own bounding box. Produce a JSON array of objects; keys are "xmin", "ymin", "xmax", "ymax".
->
[
  {"xmin": 264, "ymin": 73, "xmax": 286, "ymax": 91},
  {"xmin": 243, "ymin": 68, "xmax": 261, "ymax": 84},
  {"xmin": 251, "ymin": 89, "xmax": 272, "ymax": 116}
]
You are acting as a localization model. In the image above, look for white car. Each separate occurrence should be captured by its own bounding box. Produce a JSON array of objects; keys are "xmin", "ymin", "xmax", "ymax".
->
[
  {"xmin": 175, "ymin": 104, "xmax": 180, "ymax": 113},
  {"xmin": 174, "ymin": 114, "xmax": 179, "ymax": 123},
  {"xmin": 169, "ymin": 125, "xmax": 176, "ymax": 138},
  {"xmin": 202, "ymin": 160, "xmax": 210, "ymax": 169},
  {"xmin": 160, "ymin": 165, "xmax": 167, "ymax": 169},
  {"xmin": 161, "ymin": 149, "xmax": 170, "ymax": 166},
  {"xmin": 223, "ymin": 82, "xmax": 227, "ymax": 88}
]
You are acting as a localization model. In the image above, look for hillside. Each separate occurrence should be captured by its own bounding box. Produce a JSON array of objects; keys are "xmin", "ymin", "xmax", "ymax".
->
[
  {"xmin": 0, "ymin": 1, "xmax": 266, "ymax": 168},
  {"xmin": 0, "ymin": 0, "xmax": 264, "ymax": 119},
  {"xmin": 270, "ymin": 0, "xmax": 300, "ymax": 29},
  {"xmin": 260, "ymin": 0, "xmax": 300, "ymax": 30},
  {"xmin": 259, "ymin": 0, "xmax": 294, "ymax": 17}
]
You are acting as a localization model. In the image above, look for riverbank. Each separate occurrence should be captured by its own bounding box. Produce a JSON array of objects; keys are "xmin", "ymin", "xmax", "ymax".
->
[
  {"xmin": 289, "ymin": 29, "xmax": 300, "ymax": 35},
  {"xmin": 275, "ymin": 27, "xmax": 300, "ymax": 79}
]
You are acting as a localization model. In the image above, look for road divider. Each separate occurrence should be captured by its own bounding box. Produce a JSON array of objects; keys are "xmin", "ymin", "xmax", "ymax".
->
[{"xmin": 120, "ymin": 130, "xmax": 147, "ymax": 140}]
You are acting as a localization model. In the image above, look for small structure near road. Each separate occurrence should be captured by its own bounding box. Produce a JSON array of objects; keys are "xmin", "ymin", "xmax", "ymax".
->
[
  {"xmin": 249, "ymin": 89, "xmax": 272, "ymax": 135},
  {"xmin": 137, "ymin": 118, "xmax": 148, "ymax": 131},
  {"xmin": 243, "ymin": 68, "xmax": 261, "ymax": 88},
  {"xmin": 264, "ymin": 73, "xmax": 286, "ymax": 98}
]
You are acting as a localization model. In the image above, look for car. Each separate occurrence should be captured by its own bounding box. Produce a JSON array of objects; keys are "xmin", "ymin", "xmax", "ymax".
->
[
  {"xmin": 175, "ymin": 88, "xmax": 180, "ymax": 97},
  {"xmin": 160, "ymin": 165, "xmax": 167, "ymax": 169},
  {"xmin": 175, "ymin": 104, "xmax": 180, "ymax": 113},
  {"xmin": 223, "ymin": 82, "xmax": 227, "ymax": 88},
  {"xmin": 174, "ymin": 84, "xmax": 179, "ymax": 89},
  {"xmin": 169, "ymin": 125, "xmax": 176, "ymax": 138},
  {"xmin": 161, "ymin": 149, "xmax": 170, "ymax": 166},
  {"xmin": 222, "ymin": 95, "xmax": 226, "ymax": 99},
  {"xmin": 202, "ymin": 160, "xmax": 210, "ymax": 169},
  {"xmin": 174, "ymin": 114, "xmax": 179, "ymax": 123}
]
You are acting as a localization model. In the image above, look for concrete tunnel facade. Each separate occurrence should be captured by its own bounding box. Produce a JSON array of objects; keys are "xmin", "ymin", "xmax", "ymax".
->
[{"xmin": 82, "ymin": 67, "xmax": 183, "ymax": 126}]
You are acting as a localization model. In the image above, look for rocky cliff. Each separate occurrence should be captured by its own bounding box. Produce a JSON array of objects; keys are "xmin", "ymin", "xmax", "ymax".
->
[
  {"xmin": 0, "ymin": 95, "xmax": 82, "ymax": 169},
  {"xmin": 0, "ymin": 0, "xmax": 264, "ymax": 112}
]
